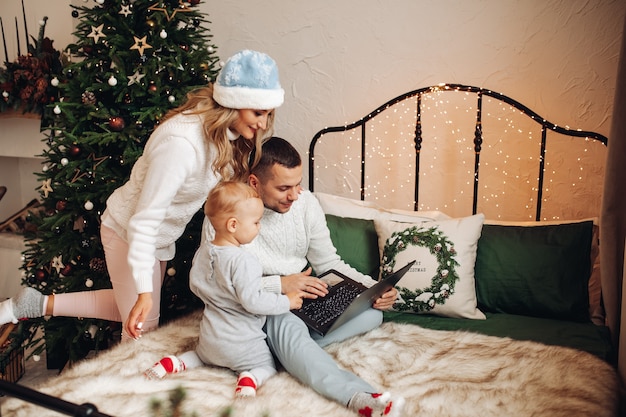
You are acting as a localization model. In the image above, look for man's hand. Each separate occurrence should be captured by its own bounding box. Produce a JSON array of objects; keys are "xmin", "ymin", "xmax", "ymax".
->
[
  {"xmin": 281, "ymin": 267, "xmax": 328, "ymax": 299},
  {"xmin": 373, "ymin": 287, "xmax": 398, "ymax": 311}
]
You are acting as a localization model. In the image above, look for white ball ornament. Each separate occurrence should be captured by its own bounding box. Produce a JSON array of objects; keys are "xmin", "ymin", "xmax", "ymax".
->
[
  {"xmin": 108, "ymin": 76, "xmax": 117, "ymax": 86},
  {"xmin": 85, "ymin": 278, "xmax": 94, "ymax": 288},
  {"xmin": 160, "ymin": 30, "xmax": 168, "ymax": 39},
  {"xmin": 207, "ymin": 46, "xmax": 214, "ymax": 53},
  {"xmin": 53, "ymin": 105, "xmax": 61, "ymax": 114},
  {"xmin": 2, "ymin": 91, "xmax": 8, "ymax": 98},
  {"xmin": 84, "ymin": 200, "xmax": 94, "ymax": 211},
  {"xmin": 33, "ymin": 355, "xmax": 41, "ymax": 362},
  {"xmin": 168, "ymin": 95, "xmax": 175, "ymax": 103},
  {"xmin": 61, "ymin": 157, "xmax": 69, "ymax": 166},
  {"xmin": 51, "ymin": 77, "xmax": 59, "ymax": 87},
  {"xmin": 167, "ymin": 267, "xmax": 176, "ymax": 276}
]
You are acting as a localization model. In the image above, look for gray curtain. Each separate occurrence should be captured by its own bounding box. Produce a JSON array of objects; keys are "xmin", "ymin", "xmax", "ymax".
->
[{"xmin": 600, "ymin": 13, "xmax": 626, "ymax": 383}]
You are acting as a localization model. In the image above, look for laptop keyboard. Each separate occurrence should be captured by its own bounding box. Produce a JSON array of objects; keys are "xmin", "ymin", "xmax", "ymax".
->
[{"xmin": 299, "ymin": 283, "xmax": 362, "ymax": 327}]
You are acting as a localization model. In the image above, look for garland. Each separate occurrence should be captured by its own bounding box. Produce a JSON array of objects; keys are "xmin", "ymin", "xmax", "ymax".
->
[{"xmin": 381, "ymin": 224, "xmax": 460, "ymax": 313}]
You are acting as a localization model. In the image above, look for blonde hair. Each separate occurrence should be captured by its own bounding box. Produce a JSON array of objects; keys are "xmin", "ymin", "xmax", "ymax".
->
[
  {"xmin": 163, "ymin": 84, "xmax": 275, "ymax": 181},
  {"xmin": 205, "ymin": 181, "xmax": 260, "ymax": 227}
]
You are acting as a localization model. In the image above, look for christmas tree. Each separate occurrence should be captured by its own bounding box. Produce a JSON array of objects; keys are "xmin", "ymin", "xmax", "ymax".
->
[{"xmin": 20, "ymin": 0, "xmax": 219, "ymax": 366}]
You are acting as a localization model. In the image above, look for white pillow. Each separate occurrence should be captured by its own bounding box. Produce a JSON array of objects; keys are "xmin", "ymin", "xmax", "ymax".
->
[
  {"xmin": 314, "ymin": 192, "xmax": 450, "ymax": 222},
  {"xmin": 374, "ymin": 214, "xmax": 486, "ymax": 320}
]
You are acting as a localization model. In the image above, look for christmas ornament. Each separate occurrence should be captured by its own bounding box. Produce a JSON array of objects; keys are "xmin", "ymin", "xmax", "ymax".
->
[
  {"xmin": 35, "ymin": 269, "xmax": 47, "ymax": 281},
  {"xmin": 85, "ymin": 278, "xmax": 94, "ymax": 288},
  {"xmin": 160, "ymin": 30, "xmax": 167, "ymax": 39},
  {"xmin": 61, "ymin": 264, "xmax": 72, "ymax": 276},
  {"xmin": 53, "ymin": 105, "xmax": 61, "ymax": 114},
  {"xmin": 84, "ymin": 200, "xmax": 94, "ymax": 211},
  {"xmin": 69, "ymin": 145, "xmax": 81, "ymax": 156},
  {"xmin": 108, "ymin": 116, "xmax": 125, "ymax": 131},
  {"xmin": 148, "ymin": 1, "xmax": 193, "ymax": 21},
  {"xmin": 40, "ymin": 178, "xmax": 53, "ymax": 197},
  {"xmin": 55, "ymin": 200, "xmax": 67, "ymax": 211},
  {"xmin": 87, "ymin": 24, "xmax": 106, "ymax": 44},
  {"xmin": 71, "ymin": 10, "xmax": 79, "ymax": 18},
  {"xmin": 127, "ymin": 70, "xmax": 145, "ymax": 86},
  {"xmin": 148, "ymin": 84, "xmax": 157, "ymax": 93},
  {"xmin": 51, "ymin": 255, "xmax": 65, "ymax": 274},
  {"xmin": 73, "ymin": 216, "xmax": 86, "ymax": 232},
  {"xmin": 168, "ymin": 95, "xmax": 175, "ymax": 103},
  {"xmin": 51, "ymin": 77, "xmax": 59, "ymax": 87},
  {"xmin": 61, "ymin": 158, "xmax": 69, "ymax": 166},
  {"xmin": 167, "ymin": 267, "xmax": 176, "ymax": 276},
  {"xmin": 146, "ymin": 19, "xmax": 155, "ymax": 28},
  {"xmin": 119, "ymin": 4, "xmax": 132, "ymax": 17},
  {"xmin": 89, "ymin": 257, "xmax": 107, "ymax": 273},
  {"xmin": 108, "ymin": 76, "xmax": 118, "ymax": 86},
  {"xmin": 130, "ymin": 35, "xmax": 152, "ymax": 56}
]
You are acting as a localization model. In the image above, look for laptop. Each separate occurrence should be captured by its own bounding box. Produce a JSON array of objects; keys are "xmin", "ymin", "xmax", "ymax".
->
[{"xmin": 292, "ymin": 260, "xmax": 416, "ymax": 335}]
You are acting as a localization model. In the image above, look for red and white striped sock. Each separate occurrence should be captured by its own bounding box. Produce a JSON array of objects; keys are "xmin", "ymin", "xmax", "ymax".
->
[
  {"xmin": 348, "ymin": 392, "xmax": 406, "ymax": 417},
  {"xmin": 234, "ymin": 371, "xmax": 257, "ymax": 398},
  {"xmin": 144, "ymin": 355, "xmax": 186, "ymax": 380}
]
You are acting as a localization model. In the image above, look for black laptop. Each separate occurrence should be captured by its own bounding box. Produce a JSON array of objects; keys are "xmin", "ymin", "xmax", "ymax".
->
[{"xmin": 292, "ymin": 260, "xmax": 415, "ymax": 335}]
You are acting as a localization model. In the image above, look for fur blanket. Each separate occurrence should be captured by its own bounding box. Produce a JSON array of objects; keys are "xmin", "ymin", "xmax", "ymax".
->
[{"xmin": 2, "ymin": 311, "xmax": 621, "ymax": 417}]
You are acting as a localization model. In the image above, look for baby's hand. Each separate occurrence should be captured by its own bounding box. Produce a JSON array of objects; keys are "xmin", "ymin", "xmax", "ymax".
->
[{"xmin": 287, "ymin": 291, "xmax": 306, "ymax": 310}]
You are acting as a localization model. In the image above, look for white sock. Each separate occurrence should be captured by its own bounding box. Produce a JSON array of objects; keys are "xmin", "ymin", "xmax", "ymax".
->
[
  {"xmin": 13, "ymin": 287, "xmax": 45, "ymax": 319},
  {"xmin": 348, "ymin": 392, "xmax": 405, "ymax": 417},
  {"xmin": 0, "ymin": 298, "xmax": 18, "ymax": 325}
]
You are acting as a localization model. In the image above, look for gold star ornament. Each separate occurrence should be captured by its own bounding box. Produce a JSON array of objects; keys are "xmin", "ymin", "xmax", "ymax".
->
[{"xmin": 130, "ymin": 35, "xmax": 153, "ymax": 56}]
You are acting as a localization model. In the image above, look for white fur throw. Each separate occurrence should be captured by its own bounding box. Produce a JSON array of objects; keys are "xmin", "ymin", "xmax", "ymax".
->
[{"xmin": 2, "ymin": 311, "xmax": 620, "ymax": 417}]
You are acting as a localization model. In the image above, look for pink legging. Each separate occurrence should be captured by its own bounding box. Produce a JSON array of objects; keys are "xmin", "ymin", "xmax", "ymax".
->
[{"xmin": 52, "ymin": 225, "xmax": 166, "ymax": 337}]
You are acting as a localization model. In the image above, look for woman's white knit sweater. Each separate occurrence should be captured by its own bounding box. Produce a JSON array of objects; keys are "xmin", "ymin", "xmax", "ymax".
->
[{"xmin": 102, "ymin": 112, "xmax": 219, "ymax": 294}]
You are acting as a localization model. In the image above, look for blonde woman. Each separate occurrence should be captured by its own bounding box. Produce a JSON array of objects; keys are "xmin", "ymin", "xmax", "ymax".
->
[{"xmin": 0, "ymin": 50, "xmax": 284, "ymax": 342}]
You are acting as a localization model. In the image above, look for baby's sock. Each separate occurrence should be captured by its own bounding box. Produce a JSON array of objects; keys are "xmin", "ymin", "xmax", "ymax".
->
[
  {"xmin": 144, "ymin": 355, "xmax": 186, "ymax": 380},
  {"xmin": 234, "ymin": 371, "xmax": 257, "ymax": 398},
  {"xmin": 0, "ymin": 287, "xmax": 46, "ymax": 326},
  {"xmin": 348, "ymin": 392, "xmax": 405, "ymax": 417}
]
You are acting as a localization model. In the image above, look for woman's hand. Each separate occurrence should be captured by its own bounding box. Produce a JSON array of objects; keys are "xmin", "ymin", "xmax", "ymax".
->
[
  {"xmin": 124, "ymin": 292, "xmax": 153, "ymax": 340},
  {"xmin": 281, "ymin": 267, "xmax": 328, "ymax": 299},
  {"xmin": 373, "ymin": 287, "xmax": 398, "ymax": 311}
]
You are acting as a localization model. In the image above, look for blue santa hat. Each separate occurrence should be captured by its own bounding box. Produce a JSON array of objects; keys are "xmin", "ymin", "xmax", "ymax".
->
[{"xmin": 213, "ymin": 50, "xmax": 285, "ymax": 110}]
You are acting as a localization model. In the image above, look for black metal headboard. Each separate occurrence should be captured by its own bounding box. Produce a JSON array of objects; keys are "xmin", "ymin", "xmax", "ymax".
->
[{"xmin": 308, "ymin": 83, "xmax": 608, "ymax": 221}]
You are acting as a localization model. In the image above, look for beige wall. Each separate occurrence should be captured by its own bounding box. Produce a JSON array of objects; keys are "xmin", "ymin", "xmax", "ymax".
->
[{"xmin": 1, "ymin": 0, "xmax": 624, "ymax": 217}]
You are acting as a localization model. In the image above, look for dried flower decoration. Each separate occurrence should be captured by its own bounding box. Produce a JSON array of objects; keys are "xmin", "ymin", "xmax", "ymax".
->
[{"xmin": 0, "ymin": 16, "xmax": 63, "ymax": 116}]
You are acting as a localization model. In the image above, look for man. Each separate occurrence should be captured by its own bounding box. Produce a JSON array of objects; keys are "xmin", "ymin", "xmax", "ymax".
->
[{"xmin": 191, "ymin": 137, "xmax": 404, "ymax": 416}]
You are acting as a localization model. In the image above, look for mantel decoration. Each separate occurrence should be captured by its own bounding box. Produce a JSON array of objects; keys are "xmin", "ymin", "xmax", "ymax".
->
[{"xmin": 0, "ymin": 1, "xmax": 63, "ymax": 119}]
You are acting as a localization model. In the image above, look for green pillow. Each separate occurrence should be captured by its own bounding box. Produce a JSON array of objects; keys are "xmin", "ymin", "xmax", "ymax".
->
[
  {"xmin": 325, "ymin": 214, "xmax": 380, "ymax": 278},
  {"xmin": 475, "ymin": 221, "xmax": 593, "ymax": 322}
]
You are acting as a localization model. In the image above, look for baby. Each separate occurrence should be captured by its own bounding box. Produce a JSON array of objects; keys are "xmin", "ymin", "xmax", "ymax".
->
[{"xmin": 144, "ymin": 181, "xmax": 304, "ymax": 397}]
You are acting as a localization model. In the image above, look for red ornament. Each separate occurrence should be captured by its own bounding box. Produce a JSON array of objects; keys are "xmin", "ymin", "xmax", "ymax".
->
[
  {"xmin": 55, "ymin": 200, "xmax": 67, "ymax": 211},
  {"xmin": 61, "ymin": 264, "xmax": 72, "ymax": 276},
  {"xmin": 109, "ymin": 116, "xmax": 126, "ymax": 131},
  {"xmin": 35, "ymin": 269, "xmax": 47, "ymax": 281},
  {"xmin": 69, "ymin": 145, "xmax": 81, "ymax": 156},
  {"xmin": 148, "ymin": 84, "xmax": 157, "ymax": 93}
]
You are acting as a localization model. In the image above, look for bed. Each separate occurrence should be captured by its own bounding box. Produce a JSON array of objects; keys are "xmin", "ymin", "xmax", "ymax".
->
[{"xmin": 0, "ymin": 84, "xmax": 622, "ymax": 417}]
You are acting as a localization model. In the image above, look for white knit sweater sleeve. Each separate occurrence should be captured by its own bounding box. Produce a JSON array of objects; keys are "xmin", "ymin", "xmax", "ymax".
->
[{"xmin": 126, "ymin": 136, "xmax": 198, "ymax": 293}]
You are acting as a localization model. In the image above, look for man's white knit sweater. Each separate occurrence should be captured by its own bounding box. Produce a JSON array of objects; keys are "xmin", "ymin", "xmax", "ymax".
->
[
  {"xmin": 102, "ymin": 112, "xmax": 220, "ymax": 294},
  {"xmin": 244, "ymin": 190, "xmax": 378, "ymax": 292}
]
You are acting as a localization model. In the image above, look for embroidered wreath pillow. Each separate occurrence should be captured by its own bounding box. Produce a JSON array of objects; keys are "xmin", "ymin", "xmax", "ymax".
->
[{"xmin": 374, "ymin": 214, "xmax": 486, "ymax": 320}]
